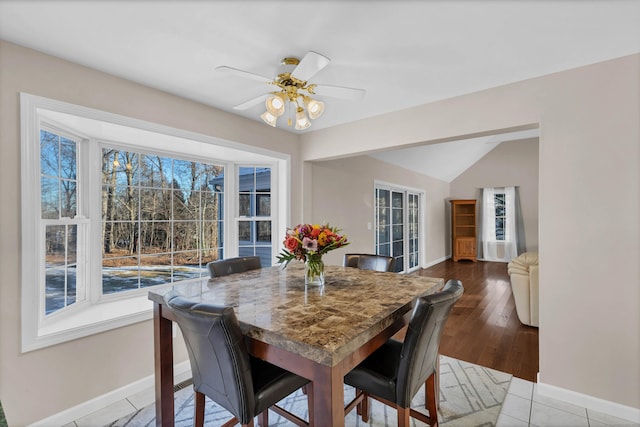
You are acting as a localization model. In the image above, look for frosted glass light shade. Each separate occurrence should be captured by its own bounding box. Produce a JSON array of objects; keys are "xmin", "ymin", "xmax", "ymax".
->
[
  {"xmin": 265, "ymin": 93, "xmax": 286, "ymax": 116},
  {"xmin": 305, "ymin": 98, "xmax": 325, "ymax": 119},
  {"xmin": 261, "ymin": 111, "xmax": 278, "ymax": 127},
  {"xmin": 295, "ymin": 108, "xmax": 310, "ymax": 130}
]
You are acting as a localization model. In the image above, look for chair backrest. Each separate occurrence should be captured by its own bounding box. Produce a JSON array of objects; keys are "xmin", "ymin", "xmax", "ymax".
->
[
  {"xmin": 343, "ymin": 253, "xmax": 395, "ymax": 272},
  {"xmin": 207, "ymin": 256, "xmax": 262, "ymax": 278},
  {"xmin": 395, "ymin": 279, "xmax": 464, "ymax": 406},
  {"xmin": 164, "ymin": 291, "xmax": 255, "ymax": 422}
]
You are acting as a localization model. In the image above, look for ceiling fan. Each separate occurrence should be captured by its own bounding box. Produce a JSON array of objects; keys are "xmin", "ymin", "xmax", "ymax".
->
[{"xmin": 216, "ymin": 51, "xmax": 366, "ymax": 130}]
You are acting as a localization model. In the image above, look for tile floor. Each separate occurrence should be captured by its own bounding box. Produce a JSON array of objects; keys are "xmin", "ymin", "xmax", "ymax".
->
[
  {"xmin": 65, "ymin": 377, "xmax": 640, "ymax": 427},
  {"xmin": 496, "ymin": 378, "xmax": 639, "ymax": 427}
]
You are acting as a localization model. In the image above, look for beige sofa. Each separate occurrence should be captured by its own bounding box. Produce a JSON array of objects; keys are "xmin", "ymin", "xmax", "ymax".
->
[{"xmin": 507, "ymin": 252, "xmax": 539, "ymax": 327}]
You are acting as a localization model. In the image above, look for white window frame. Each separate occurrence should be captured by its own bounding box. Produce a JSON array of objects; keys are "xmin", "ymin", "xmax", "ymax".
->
[
  {"xmin": 373, "ymin": 181, "xmax": 426, "ymax": 273},
  {"xmin": 20, "ymin": 93, "xmax": 290, "ymax": 352},
  {"xmin": 234, "ymin": 165, "xmax": 278, "ymax": 266}
]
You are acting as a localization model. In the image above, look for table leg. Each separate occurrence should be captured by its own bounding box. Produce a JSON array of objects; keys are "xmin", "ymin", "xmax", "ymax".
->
[
  {"xmin": 310, "ymin": 364, "xmax": 345, "ymax": 427},
  {"xmin": 154, "ymin": 303, "xmax": 175, "ymax": 427}
]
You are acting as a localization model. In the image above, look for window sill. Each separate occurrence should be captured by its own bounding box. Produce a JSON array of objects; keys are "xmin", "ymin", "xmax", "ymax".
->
[{"xmin": 24, "ymin": 294, "xmax": 155, "ymax": 353}]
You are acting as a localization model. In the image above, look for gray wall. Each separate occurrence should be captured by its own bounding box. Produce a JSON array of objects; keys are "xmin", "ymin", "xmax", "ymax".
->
[
  {"xmin": 309, "ymin": 155, "xmax": 450, "ymax": 267},
  {"xmin": 302, "ymin": 54, "xmax": 640, "ymax": 412},
  {"xmin": 450, "ymin": 138, "xmax": 539, "ymax": 252}
]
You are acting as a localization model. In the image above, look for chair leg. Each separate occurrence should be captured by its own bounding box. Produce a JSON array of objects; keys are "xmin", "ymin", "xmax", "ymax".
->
[
  {"xmin": 356, "ymin": 388, "xmax": 362, "ymax": 416},
  {"xmin": 306, "ymin": 383, "xmax": 314, "ymax": 426},
  {"xmin": 425, "ymin": 373, "xmax": 439, "ymax": 427},
  {"xmin": 257, "ymin": 410, "xmax": 268, "ymax": 427},
  {"xmin": 361, "ymin": 392, "xmax": 370, "ymax": 423},
  {"xmin": 193, "ymin": 391, "xmax": 205, "ymax": 427},
  {"xmin": 397, "ymin": 406, "xmax": 411, "ymax": 427}
]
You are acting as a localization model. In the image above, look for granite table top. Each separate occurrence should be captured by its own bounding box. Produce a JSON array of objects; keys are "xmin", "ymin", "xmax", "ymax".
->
[{"xmin": 148, "ymin": 263, "xmax": 444, "ymax": 367}]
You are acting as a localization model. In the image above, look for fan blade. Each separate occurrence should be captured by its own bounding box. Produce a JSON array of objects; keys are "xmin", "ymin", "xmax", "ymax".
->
[
  {"xmin": 290, "ymin": 51, "xmax": 330, "ymax": 82},
  {"xmin": 311, "ymin": 84, "xmax": 366, "ymax": 101},
  {"xmin": 233, "ymin": 93, "xmax": 269, "ymax": 110},
  {"xmin": 216, "ymin": 66, "xmax": 273, "ymax": 84}
]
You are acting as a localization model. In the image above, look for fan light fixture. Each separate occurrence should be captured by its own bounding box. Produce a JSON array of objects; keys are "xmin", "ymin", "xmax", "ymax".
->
[
  {"xmin": 260, "ymin": 57, "xmax": 326, "ymax": 129},
  {"xmin": 218, "ymin": 51, "xmax": 366, "ymax": 130}
]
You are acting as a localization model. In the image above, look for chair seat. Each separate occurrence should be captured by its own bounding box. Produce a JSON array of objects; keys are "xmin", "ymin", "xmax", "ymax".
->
[
  {"xmin": 344, "ymin": 339, "xmax": 403, "ymax": 403},
  {"xmin": 251, "ymin": 357, "xmax": 309, "ymax": 415}
]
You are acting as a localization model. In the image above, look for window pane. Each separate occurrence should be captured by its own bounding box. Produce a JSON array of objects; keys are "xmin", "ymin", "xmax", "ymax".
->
[
  {"xmin": 59, "ymin": 138, "xmax": 77, "ymax": 180},
  {"xmin": 377, "ymin": 225, "xmax": 390, "ymax": 244},
  {"xmin": 239, "ymin": 193, "xmax": 251, "ymax": 216},
  {"xmin": 238, "ymin": 220, "xmax": 252, "ymax": 243},
  {"xmin": 140, "ymin": 188, "xmax": 166, "ymax": 221},
  {"xmin": 40, "ymin": 130, "xmax": 59, "ymax": 177},
  {"xmin": 378, "ymin": 207, "xmax": 389, "ymax": 224},
  {"xmin": 60, "ymin": 179, "xmax": 77, "ymax": 218},
  {"xmin": 173, "ymin": 188, "xmax": 194, "ymax": 221},
  {"xmin": 256, "ymin": 194, "xmax": 271, "ymax": 216},
  {"xmin": 140, "ymin": 154, "xmax": 171, "ymax": 189},
  {"xmin": 392, "ymin": 208, "xmax": 403, "ymax": 225},
  {"xmin": 102, "ymin": 256, "xmax": 139, "ymax": 294},
  {"xmin": 46, "ymin": 225, "xmax": 67, "ymax": 267},
  {"xmin": 41, "ymin": 177, "xmax": 60, "ymax": 219},
  {"xmin": 392, "ymin": 192, "xmax": 403, "ymax": 208},
  {"xmin": 202, "ymin": 221, "xmax": 223, "ymax": 251},
  {"xmin": 174, "ymin": 222, "xmax": 199, "ymax": 252},
  {"xmin": 377, "ymin": 189, "xmax": 390, "ymax": 208},
  {"xmin": 378, "ymin": 243, "xmax": 390, "ymax": 256},
  {"xmin": 202, "ymin": 189, "xmax": 223, "ymax": 220},
  {"xmin": 173, "ymin": 250, "xmax": 204, "ymax": 281},
  {"xmin": 45, "ymin": 267, "xmax": 66, "ymax": 314},
  {"xmin": 139, "ymin": 221, "xmax": 170, "ymax": 254},
  {"xmin": 257, "ymin": 220, "xmax": 271, "ymax": 242},
  {"xmin": 393, "ymin": 240, "xmax": 404, "ymax": 256},
  {"xmin": 239, "ymin": 167, "xmax": 255, "ymax": 192},
  {"xmin": 139, "ymin": 254, "xmax": 172, "ymax": 288},
  {"xmin": 393, "ymin": 256, "xmax": 404, "ymax": 273},
  {"xmin": 393, "ymin": 224, "xmax": 404, "ymax": 240},
  {"xmin": 256, "ymin": 167, "xmax": 271, "ymax": 192}
]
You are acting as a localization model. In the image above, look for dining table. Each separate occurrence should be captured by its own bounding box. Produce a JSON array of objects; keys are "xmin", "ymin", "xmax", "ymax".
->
[{"xmin": 148, "ymin": 263, "xmax": 444, "ymax": 427}]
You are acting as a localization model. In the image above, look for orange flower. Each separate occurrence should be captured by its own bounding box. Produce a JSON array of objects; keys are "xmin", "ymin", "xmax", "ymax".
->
[
  {"xmin": 310, "ymin": 225, "xmax": 321, "ymax": 238},
  {"xmin": 284, "ymin": 236, "xmax": 299, "ymax": 251}
]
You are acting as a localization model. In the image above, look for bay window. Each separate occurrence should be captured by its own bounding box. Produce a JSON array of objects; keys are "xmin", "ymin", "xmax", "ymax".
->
[{"xmin": 21, "ymin": 93, "xmax": 286, "ymax": 351}]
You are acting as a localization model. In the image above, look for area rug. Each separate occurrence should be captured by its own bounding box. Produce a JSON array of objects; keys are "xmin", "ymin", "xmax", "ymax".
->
[{"xmin": 111, "ymin": 356, "xmax": 511, "ymax": 426}]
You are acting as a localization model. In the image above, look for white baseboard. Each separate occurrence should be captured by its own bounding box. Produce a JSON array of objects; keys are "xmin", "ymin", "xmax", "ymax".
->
[
  {"xmin": 537, "ymin": 374, "xmax": 640, "ymax": 423},
  {"xmin": 29, "ymin": 361, "xmax": 192, "ymax": 427},
  {"xmin": 424, "ymin": 256, "xmax": 449, "ymax": 268}
]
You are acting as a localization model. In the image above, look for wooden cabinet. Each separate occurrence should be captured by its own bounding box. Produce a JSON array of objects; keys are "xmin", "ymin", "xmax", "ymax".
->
[{"xmin": 451, "ymin": 199, "xmax": 477, "ymax": 262}]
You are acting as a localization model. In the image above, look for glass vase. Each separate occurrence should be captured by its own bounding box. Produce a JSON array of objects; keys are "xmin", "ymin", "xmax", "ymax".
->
[{"xmin": 304, "ymin": 256, "xmax": 325, "ymax": 286}]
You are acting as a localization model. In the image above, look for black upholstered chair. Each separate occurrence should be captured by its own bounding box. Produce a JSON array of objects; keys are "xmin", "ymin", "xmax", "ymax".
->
[
  {"xmin": 343, "ymin": 253, "xmax": 395, "ymax": 272},
  {"xmin": 164, "ymin": 291, "xmax": 311, "ymax": 427},
  {"xmin": 344, "ymin": 279, "xmax": 464, "ymax": 427},
  {"xmin": 206, "ymin": 256, "xmax": 262, "ymax": 278}
]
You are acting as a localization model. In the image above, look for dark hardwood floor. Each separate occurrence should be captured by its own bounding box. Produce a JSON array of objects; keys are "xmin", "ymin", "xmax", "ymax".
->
[{"xmin": 414, "ymin": 259, "xmax": 539, "ymax": 382}]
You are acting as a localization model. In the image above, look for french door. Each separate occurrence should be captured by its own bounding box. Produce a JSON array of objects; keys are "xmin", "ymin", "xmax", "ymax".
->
[{"xmin": 375, "ymin": 184, "xmax": 421, "ymax": 273}]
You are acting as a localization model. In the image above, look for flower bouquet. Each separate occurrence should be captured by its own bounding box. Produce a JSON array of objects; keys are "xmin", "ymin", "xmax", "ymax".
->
[{"xmin": 276, "ymin": 223, "xmax": 349, "ymax": 285}]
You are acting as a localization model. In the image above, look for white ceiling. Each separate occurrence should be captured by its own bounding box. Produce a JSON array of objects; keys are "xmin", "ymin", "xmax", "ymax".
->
[{"xmin": 1, "ymin": 1, "xmax": 638, "ymax": 178}]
